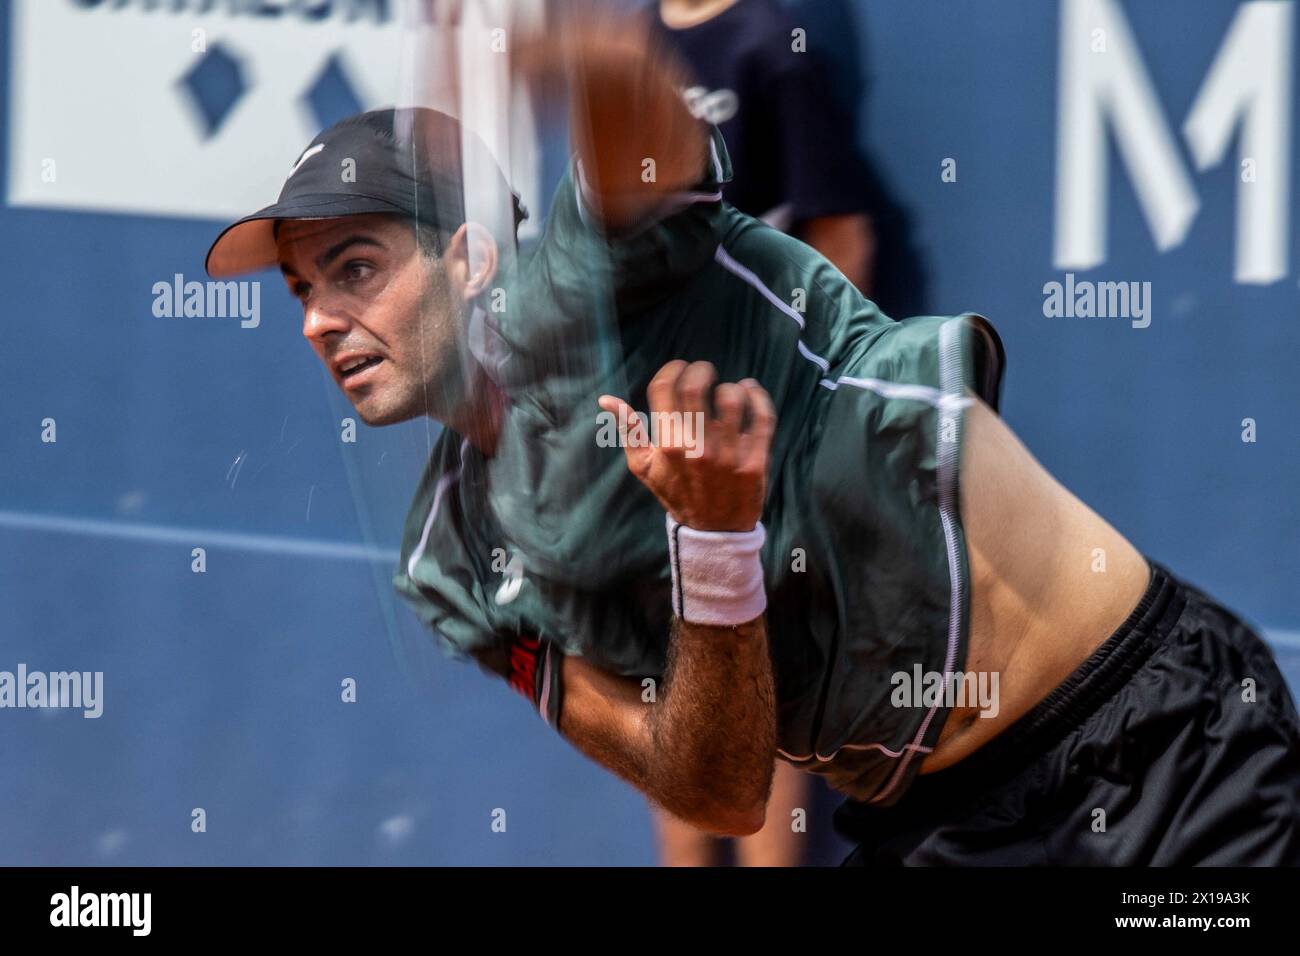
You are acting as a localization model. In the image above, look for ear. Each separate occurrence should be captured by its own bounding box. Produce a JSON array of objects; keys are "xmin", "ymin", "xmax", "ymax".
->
[{"xmin": 444, "ymin": 222, "xmax": 500, "ymax": 302}]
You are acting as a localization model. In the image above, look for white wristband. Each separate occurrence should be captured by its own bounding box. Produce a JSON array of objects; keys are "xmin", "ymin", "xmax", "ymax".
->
[{"xmin": 666, "ymin": 514, "xmax": 767, "ymax": 627}]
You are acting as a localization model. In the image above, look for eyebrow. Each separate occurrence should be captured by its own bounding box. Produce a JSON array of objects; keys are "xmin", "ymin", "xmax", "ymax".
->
[{"xmin": 279, "ymin": 234, "xmax": 385, "ymax": 280}]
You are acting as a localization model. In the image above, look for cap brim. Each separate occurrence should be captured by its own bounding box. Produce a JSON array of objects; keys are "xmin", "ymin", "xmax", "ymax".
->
[{"xmin": 205, "ymin": 195, "xmax": 409, "ymax": 278}]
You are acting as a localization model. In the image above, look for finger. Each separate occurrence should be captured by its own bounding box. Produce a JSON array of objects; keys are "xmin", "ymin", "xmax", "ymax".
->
[
  {"xmin": 737, "ymin": 378, "xmax": 757, "ymax": 429},
  {"xmin": 598, "ymin": 394, "xmax": 653, "ymax": 474},
  {"xmin": 671, "ymin": 362, "xmax": 716, "ymax": 455},
  {"xmin": 711, "ymin": 382, "xmax": 746, "ymax": 463},
  {"xmin": 673, "ymin": 360, "xmax": 715, "ymax": 421},
  {"xmin": 646, "ymin": 360, "xmax": 688, "ymax": 418},
  {"xmin": 737, "ymin": 380, "xmax": 777, "ymax": 470}
]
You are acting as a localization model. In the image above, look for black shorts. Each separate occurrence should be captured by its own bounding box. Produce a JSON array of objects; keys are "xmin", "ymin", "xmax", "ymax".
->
[{"xmin": 833, "ymin": 561, "xmax": 1300, "ymax": 866}]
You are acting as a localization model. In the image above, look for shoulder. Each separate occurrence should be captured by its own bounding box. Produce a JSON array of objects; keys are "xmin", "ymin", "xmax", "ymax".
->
[
  {"xmin": 709, "ymin": 213, "xmax": 895, "ymax": 380},
  {"xmin": 717, "ymin": 214, "xmax": 875, "ymax": 322}
]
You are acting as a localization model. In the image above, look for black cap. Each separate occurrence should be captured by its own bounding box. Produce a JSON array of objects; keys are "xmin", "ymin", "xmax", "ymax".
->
[{"xmin": 206, "ymin": 107, "xmax": 526, "ymax": 278}]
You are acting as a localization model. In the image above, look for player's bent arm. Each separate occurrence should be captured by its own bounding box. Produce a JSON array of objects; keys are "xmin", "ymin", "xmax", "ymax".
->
[
  {"xmin": 555, "ymin": 359, "xmax": 781, "ymax": 837},
  {"xmin": 556, "ymin": 615, "xmax": 776, "ymax": 838},
  {"xmin": 515, "ymin": 11, "xmax": 708, "ymax": 232}
]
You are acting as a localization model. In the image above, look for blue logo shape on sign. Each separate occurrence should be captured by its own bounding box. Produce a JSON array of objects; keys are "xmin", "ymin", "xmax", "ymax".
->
[
  {"xmin": 178, "ymin": 44, "xmax": 247, "ymax": 139},
  {"xmin": 305, "ymin": 52, "xmax": 364, "ymax": 132}
]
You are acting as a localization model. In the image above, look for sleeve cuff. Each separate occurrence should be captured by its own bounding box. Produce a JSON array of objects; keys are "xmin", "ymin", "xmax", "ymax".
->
[
  {"xmin": 535, "ymin": 638, "xmax": 564, "ymax": 730},
  {"xmin": 506, "ymin": 633, "xmax": 563, "ymax": 730}
]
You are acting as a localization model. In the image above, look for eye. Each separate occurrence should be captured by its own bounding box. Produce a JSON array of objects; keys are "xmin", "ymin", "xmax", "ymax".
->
[
  {"xmin": 288, "ymin": 280, "xmax": 310, "ymax": 302},
  {"xmin": 341, "ymin": 260, "xmax": 376, "ymax": 283}
]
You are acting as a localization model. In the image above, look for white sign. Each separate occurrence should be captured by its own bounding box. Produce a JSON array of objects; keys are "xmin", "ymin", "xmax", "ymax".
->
[
  {"xmin": 1055, "ymin": 0, "xmax": 1294, "ymax": 285},
  {"xmin": 6, "ymin": 0, "xmax": 542, "ymax": 236}
]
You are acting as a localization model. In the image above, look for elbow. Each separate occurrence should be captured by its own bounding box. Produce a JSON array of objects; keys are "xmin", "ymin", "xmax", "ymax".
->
[
  {"xmin": 718, "ymin": 803, "xmax": 768, "ymax": 837},
  {"xmin": 677, "ymin": 794, "xmax": 768, "ymax": 837},
  {"xmin": 676, "ymin": 785, "xmax": 764, "ymax": 837},
  {"xmin": 676, "ymin": 746, "xmax": 777, "ymax": 837}
]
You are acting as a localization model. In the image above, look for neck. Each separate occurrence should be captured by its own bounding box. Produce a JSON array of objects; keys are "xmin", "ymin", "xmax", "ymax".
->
[
  {"xmin": 444, "ymin": 361, "xmax": 506, "ymax": 456},
  {"xmin": 659, "ymin": 0, "xmax": 742, "ymax": 29}
]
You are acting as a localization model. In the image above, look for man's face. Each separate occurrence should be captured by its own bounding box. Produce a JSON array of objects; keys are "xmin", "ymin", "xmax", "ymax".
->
[{"xmin": 276, "ymin": 213, "xmax": 466, "ymax": 426}]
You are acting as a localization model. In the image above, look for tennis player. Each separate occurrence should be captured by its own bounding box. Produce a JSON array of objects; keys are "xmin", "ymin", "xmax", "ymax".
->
[{"xmin": 205, "ymin": 20, "xmax": 1300, "ymax": 865}]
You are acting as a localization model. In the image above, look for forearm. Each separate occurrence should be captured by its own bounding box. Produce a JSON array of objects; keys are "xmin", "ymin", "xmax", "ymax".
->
[
  {"xmin": 555, "ymin": 364, "xmax": 779, "ymax": 836},
  {"xmin": 558, "ymin": 614, "xmax": 776, "ymax": 836},
  {"xmin": 516, "ymin": 13, "xmax": 707, "ymax": 231},
  {"xmin": 651, "ymin": 615, "xmax": 776, "ymax": 830},
  {"xmin": 566, "ymin": 56, "xmax": 708, "ymax": 231}
]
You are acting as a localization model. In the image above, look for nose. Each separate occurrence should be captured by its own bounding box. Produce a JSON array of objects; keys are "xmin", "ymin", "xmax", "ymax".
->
[{"xmin": 301, "ymin": 293, "xmax": 351, "ymax": 345}]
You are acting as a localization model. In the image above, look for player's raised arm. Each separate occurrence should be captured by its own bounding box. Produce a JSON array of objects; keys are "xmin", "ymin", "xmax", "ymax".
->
[
  {"xmin": 514, "ymin": 10, "xmax": 709, "ymax": 232},
  {"xmin": 542, "ymin": 362, "xmax": 778, "ymax": 837}
]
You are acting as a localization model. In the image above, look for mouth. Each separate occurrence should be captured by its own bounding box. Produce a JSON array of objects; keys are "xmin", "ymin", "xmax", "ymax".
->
[{"xmin": 335, "ymin": 354, "xmax": 385, "ymax": 389}]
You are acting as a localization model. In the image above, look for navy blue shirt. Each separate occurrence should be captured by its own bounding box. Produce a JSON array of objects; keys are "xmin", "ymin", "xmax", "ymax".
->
[{"xmin": 647, "ymin": 0, "xmax": 875, "ymax": 230}]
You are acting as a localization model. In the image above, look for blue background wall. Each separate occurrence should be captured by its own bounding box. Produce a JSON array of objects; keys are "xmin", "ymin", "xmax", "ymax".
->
[{"xmin": 2, "ymin": 0, "xmax": 1297, "ymax": 865}]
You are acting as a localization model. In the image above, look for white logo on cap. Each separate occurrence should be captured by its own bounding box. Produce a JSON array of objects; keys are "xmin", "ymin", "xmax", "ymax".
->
[{"xmin": 288, "ymin": 143, "xmax": 325, "ymax": 178}]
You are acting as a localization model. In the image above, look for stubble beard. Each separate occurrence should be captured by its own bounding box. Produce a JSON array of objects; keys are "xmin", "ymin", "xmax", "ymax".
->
[{"xmin": 410, "ymin": 262, "xmax": 473, "ymax": 425}]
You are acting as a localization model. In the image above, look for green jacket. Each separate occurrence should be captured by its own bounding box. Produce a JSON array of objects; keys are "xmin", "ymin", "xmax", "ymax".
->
[{"xmin": 393, "ymin": 129, "xmax": 1005, "ymax": 805}]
